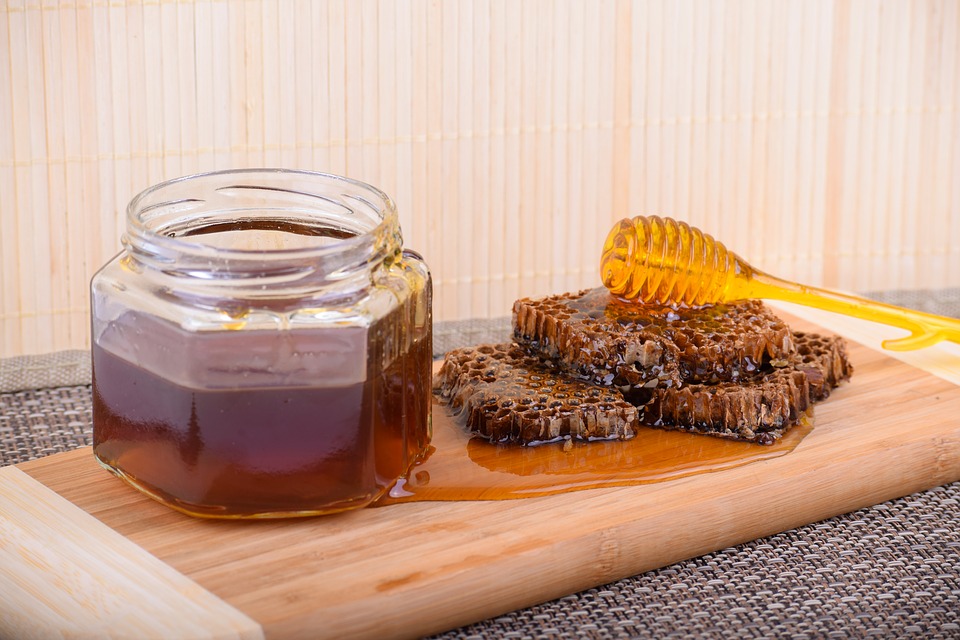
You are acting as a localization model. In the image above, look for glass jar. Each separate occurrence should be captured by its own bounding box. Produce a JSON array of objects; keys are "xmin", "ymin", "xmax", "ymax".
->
[{"xmin": 90, "ymin": 169, "xmax": 432, "ymax": 518}]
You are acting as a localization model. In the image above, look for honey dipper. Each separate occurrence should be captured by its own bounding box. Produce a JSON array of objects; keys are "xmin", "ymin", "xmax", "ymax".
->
[{"xmin": 600, "ymin": 215, "xmax": 960, "ymax": 351}]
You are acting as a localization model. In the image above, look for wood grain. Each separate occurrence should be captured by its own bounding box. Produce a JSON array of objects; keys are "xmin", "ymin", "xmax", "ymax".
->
[
  {"xmin": 8, "ymin": 314, "xmax": 960, "ymax": 639},
  {"xmin": 0, "ymin": 466, "xmax": 263, "ymax": 640}
]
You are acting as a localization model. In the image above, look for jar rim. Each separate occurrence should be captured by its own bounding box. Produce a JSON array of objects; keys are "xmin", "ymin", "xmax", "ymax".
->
[{"xmin": 125, "ymin": 168, "xmax": 399, "ymax": 264}]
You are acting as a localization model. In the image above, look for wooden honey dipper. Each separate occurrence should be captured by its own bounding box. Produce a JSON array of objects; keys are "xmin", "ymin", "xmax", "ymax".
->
[{"xmin": 600, "ymin": 215, "xmax": 960, "ymax": 351}]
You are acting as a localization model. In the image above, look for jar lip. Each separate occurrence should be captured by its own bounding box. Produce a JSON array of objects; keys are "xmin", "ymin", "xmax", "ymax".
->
[{"xmin": 126, "ymin": 168, "xmax": 398, "ymax": 262}]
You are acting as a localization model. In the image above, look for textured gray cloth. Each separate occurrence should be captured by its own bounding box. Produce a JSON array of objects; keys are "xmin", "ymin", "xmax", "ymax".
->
[
  {"xmin": 0, "ymin": 385, "xmax": 92, "ymax": 464},
  {"xmin": 2, "ymin": 289, "xmax": 959, "ymax": 638},
  {"xmin": 434, "ymin": 316, "xmax": 512, "ymax": 357},
  {"xmin": 865, "ymin": 287, "xmax": 960, "ymax": 319},
  {"xmin": 0, "ymin": 350, "xmax": 91, "ymax": 394}
]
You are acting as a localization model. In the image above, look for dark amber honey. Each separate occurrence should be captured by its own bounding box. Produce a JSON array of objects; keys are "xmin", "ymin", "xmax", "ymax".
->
[
  {"xmin": 93, "ymin": 312, "xmax": 431, "ymax": 518},
  {"xmin": 376, "ymin": 402, "xmax": 812, "ymax": 506}
]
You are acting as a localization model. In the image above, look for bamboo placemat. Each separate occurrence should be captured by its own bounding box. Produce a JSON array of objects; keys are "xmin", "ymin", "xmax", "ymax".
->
[{"xmin": 2, "ymin": 1, "xmax": 959, "ymax": 358}]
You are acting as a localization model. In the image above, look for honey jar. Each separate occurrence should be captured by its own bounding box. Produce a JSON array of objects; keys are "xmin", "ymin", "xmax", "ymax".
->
[{"xmin": 90, "ymin": 169, "xmax": 432, "ymax": 518}]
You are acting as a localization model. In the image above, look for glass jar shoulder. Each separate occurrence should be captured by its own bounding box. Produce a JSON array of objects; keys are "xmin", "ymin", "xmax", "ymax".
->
[{"xmin": 91, "ymin": 252, "xmax": 419, "ymax": 335}]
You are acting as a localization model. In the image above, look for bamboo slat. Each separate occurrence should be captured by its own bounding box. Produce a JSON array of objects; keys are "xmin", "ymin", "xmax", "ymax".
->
[
  {"xmin": 1, "ymin": 0, "xmax": 958, "ymax": 357},
  {"xmin": 0, "ymin": 466, "xmax": 263, "ymax": 640}
]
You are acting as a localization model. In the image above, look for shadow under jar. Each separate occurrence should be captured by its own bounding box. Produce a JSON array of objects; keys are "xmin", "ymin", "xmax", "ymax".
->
[{"xmin": 90, "ymin": 169, "xmax": 432, "ymax": 518}]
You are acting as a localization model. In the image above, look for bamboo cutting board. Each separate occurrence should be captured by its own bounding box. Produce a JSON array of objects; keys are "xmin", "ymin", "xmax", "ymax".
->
[{"xmin": 3, "ymin": 312, "xmax": 960, "ymax": 640}]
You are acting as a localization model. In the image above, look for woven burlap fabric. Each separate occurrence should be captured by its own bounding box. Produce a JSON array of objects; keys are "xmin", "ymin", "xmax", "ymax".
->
[
  {"xmin": 0, "ymin": 385, "xmax": 93, "ymax": 465},
  {"xmin": 866, "ymin": 287, "xmax": 960, "ymax": 318},
  {"xmin": 0, "ymin": 350, "xmax": 91, "ymax": 394}
]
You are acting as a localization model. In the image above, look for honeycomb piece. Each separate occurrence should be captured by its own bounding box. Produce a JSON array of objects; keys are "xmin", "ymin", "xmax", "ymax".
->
[
  {"xmin": 435, "ymin": 331, "xmax": 851, "ymax": 447},
  {"xmin": 640, "ymin": 331, "xmax": 852, "ymax": 444},
  {"xmin": 789, "ymin": 331, "xmax": 854, "ymax": 401},
  {"xmin": 433, "ymin": 343, "xmax": 638, "ymax": 445},
  {"xmin": 513, "ymin": 287, "xmax": 796, "ymax": 389}
]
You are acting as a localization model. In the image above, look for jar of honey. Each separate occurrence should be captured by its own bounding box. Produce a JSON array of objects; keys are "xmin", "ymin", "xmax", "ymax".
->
[{"xmin": 90, "ymin": 169, "xmax": 432, "ymax": 518}]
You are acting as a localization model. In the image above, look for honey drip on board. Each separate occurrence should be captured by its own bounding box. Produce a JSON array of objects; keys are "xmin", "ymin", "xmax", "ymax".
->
[
  {"xmin": 375, "ymin": 403, "xmax": 812, "ymax": 506},
  {"xmin": 600, "ymin": 215, "xmax": 960, "ymax": 351}
]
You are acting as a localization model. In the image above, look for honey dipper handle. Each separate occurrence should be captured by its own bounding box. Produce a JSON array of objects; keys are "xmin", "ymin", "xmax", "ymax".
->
[{"xmin": 746, "ymin": 272, "xmax": 960, "ymax": 351}]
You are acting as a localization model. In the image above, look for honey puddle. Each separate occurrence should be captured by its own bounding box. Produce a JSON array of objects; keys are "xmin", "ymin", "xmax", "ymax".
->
[{"xmin": 376, "ymin": 403, "xmax": 812, "ymax": 506}]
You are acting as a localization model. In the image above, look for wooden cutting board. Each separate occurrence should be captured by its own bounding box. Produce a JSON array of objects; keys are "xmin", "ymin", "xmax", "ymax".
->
[{"xmin": 3, "ymin": 312, "xmax": 960, "ymax": 640}]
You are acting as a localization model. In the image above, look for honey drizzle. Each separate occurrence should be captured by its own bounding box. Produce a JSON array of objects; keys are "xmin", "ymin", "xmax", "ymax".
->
[{"xmin": 375, "ymin": 403, "xmax": 812, "ymax": 506}]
